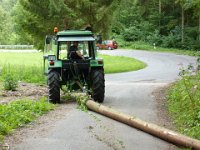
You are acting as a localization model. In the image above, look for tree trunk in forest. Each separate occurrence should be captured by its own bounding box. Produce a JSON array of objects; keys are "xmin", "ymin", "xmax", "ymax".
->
[
  {"xmin": 199, "ymin": 15, "xmax": 200, "ymax": 41},
  {"xmin": 181, "ymin": 7, "xmax": 184, "ymax": 43},
  {"xmin": 159, "ymin": 0, "xmax": 161, "ymax": 28},
  {"xmin": 159, "ymin": 0, "xmax": 161, "ymax": 14}
]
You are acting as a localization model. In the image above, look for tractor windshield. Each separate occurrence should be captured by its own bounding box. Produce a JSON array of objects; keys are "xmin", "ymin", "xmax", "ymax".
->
[{"xmin": 57, "ymin": 41, "xmax": 95, "ymax": 60}]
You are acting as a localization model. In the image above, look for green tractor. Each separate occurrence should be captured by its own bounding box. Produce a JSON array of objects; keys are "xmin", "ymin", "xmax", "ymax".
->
[{"xmin": 43, "ymin": 28, "xmax": 105, "ymax": 104}]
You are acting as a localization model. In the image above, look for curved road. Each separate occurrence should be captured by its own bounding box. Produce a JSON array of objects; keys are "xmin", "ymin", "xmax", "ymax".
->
[{"xmin": 9, "ymin": 50, "xmax": 197, "ymax": 150}]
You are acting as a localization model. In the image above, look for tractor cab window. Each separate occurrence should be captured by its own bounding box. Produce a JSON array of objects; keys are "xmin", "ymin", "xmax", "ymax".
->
[
  {"xmin": 58, "ymin": 41, "xmax": 68, "ymax": 60},
  {"xmin": 44, "ymin": 35, "xmax": 57, "ymax": 55},
  {"xmin": 76, "ymin": 41, "xmax": 89, "ymax": 58},
  {"xmin": 58, "ymin": 41, "xmax": 93, "ymax": 60}
]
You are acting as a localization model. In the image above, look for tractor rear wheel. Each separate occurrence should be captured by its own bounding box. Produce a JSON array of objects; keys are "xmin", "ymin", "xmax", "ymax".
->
[
  {"xmin": 48, "ymin": 69, "xmax": 60, "ymax": 103},
  {"xmin": 91, "ymin": 69, "xmax": 105, "ymax": 103}
]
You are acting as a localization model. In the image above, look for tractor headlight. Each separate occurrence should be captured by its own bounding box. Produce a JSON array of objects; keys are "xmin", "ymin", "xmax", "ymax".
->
[{"xmin": 48, "ymin": 55, "xmax": 56, "ymax": 61}]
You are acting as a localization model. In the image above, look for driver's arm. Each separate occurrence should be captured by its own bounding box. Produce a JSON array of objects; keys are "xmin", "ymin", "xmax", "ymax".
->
[{"xmin": 76, "ymin": 50, "xmax": 85, "ymax": 60}]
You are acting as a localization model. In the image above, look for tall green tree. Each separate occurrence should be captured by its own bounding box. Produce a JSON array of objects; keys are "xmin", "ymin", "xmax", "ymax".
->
[
  {"xmin": 16, "ymin": 0, "xmax": 121, "ymax": 49},
  {"xmin": 0, "ymin": 0, "xmax": 17, "ymax": 44},
  {"xmin": 0, "ymin": 5, "xmax": 9, "ymax": 44}
]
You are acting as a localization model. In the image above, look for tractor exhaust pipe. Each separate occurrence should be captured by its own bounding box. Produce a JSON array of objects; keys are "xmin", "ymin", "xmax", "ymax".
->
[{"xmin": 86, "ymin": 100, "xmax": 200, "ymax": 150}]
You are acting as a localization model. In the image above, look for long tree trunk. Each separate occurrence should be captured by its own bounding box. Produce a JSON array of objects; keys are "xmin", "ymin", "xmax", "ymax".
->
[
  {"xmin": 159, "ymin": 0, "xmax": 161, "ymax": 28},
  {"xmin": 159, "ymin": 0, "xmax": 161, "ymax": 14},
  {"xmin": 181, "ymin": 7, "xmax": 184, "ymax": 43},
  {"xmin": 86, "ymin": 100, "xmax": 200, "ymax": 149},
  {"xmin": 199, "ymin": 15, "xmax": 200, "ymax": 41}
]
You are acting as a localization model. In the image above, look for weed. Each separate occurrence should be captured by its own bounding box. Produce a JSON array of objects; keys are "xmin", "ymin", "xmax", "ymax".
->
[
  {"xmin": 3, "ymin": 73, "xmax": 18, "ymax": 91},
  {"xmin": 168, "ymin": 57, "xmax": 200, "ymax": 139},
  {"xmin": 0, "ymin": 98, "xmax": 55, "ymax": 143},
  {"xmin": 117, "ymin": 139, "xmax": 125, "ymax": 149},
  {"xmin": 89, "ymin": 112, "xmax": 101, "ymax": 122}
]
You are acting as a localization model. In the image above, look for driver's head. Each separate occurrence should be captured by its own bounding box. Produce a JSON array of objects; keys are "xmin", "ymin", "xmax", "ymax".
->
[{"xmin": 73, "ymin": 41, "xmax": 78, "ymax": 47}]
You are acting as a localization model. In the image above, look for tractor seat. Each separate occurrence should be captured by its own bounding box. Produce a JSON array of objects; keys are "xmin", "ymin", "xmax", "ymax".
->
[{"xmin": 68, "ymin": 51, "xmax": 83, "ymax": 60}]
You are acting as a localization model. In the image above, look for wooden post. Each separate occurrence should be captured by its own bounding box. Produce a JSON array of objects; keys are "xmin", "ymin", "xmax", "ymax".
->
[{"xmin": 86, "ymin": 100, "xmax": 200, "ymax": 150}]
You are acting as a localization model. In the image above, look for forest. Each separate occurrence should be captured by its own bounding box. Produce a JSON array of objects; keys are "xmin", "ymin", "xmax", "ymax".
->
[{"xmin": 0, "ymin": 0, "xmax": 200, "ymax": 51}]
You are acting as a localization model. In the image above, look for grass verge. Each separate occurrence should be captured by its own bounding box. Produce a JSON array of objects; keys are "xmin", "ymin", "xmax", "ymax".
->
[
  {"xmin": 0, "ymin": 98, "xmax": 55, "ymax": 143},
  {"xmin": 0, "ymin": 52, "xmax": 146, "ymax": 83},
  {"xmin": 118, "ymin": 40, "xmax": 200, "ymax": 57},
  {"xmin": 167, "ymin": 72, "xmax": 200, "ymax": 139},
  {"xmin": 100, "ymin": 54, "xmax": 146, "ymax": 74}
]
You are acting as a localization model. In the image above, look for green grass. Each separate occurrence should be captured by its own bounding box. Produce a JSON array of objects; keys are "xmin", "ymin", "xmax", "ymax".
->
[
  {"xmin": 0, "ymin": 52, "xmax": 42, "ymax": 65},
  {"xmin": 0, "ymin": 98, "xmax": 55, "ymax": 143},
  {"xmin": 0, "ymin": 52, "xmax": 146, "ymax": 83},
  {"xmin": 167, "ymin": 72, "xmax": 200, "ymax": 140},
  {"xmin": 117, "ymin": 40, "xmax": 200, "ymax": 57},
  {"xmin": 100, "ymin": 54, "xmax": 146, "ymax": 74},
  {"xmin": 0, "ymin": 52, "xmax": 45, "ymax": 83}
]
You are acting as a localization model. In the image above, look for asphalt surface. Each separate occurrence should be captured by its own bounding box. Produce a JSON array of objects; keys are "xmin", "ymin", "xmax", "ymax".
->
[{"xmin": 10, "ymin": 50, "xmax": 197, "ymax": 150}]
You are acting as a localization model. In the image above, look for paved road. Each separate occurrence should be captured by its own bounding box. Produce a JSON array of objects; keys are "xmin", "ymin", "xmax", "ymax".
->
[{"xmin": 10, "ymin": 50, "xmax": 197, "ymax": 150}]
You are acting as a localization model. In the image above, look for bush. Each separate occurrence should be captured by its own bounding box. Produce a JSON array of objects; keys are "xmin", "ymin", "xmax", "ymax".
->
[
  {"xmin": 168, "ymin": 57, "xmax": 200, "ymax": 139},
  {"xmin": 161, "ymin": 34, "xmax": 179, "ymax": 48},
  {"xmin": 0, "ymin": 98, "xmax": 55, "ymax": 142},
  {"xmin": 3, "ymin": 73, "xmax": 18, "ymax": 91},
  {"xmin": 146, "ymin": 30, "xmax": 163, "ymax": 46},
  {"xmin": 122, "ymin": 26, "xmax": 143, "ymax": 41}
]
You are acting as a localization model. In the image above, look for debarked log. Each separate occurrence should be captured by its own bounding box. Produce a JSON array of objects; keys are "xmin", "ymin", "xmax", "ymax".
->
[{"xmin": 86, "ymin": 100, "xmax": 200, "ymax": 150}]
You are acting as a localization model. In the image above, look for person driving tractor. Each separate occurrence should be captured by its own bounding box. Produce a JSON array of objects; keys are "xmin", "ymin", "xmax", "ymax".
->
[{"xmin": 68, "ymin": 41, "xmax": 84, "ymax": 59}]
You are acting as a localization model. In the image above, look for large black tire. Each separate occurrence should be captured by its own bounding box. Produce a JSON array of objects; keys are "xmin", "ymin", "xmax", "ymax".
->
[
  {"xmin": 91, "ymin": 69, "xmax": 105, "ymax": 103},
  {"xmin": 48, "ymin": 70, "xmax": 60, "ymax": 103}
]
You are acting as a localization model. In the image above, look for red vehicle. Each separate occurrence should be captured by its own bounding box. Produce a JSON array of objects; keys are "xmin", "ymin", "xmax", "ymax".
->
[
  {"xmin": 104, "ymin": 40, "xmax": 118, "ymax": 50},
  {"xmin": 96, "ymin": 40, "xmax": 118, "ymax": 50}
]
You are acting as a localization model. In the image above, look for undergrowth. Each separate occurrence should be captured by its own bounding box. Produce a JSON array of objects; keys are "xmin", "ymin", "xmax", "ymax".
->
[
  {"xmin": 3, "ymin": 73, "xmax": 18, "ymax": 91},
  {"xmin": 117, "ymin": 38, "xmax": 200, "ymax": 57},
  {"xmin": 0, "ymin": 64, "xmax": 45, "ymax": 84},
  {"xmin": 167, "ymin": 57, "xmax": 200, "ymax": 139},
  {"xmin": 0, "ymin": 97, "xmax": 55, "ymax": 143}
]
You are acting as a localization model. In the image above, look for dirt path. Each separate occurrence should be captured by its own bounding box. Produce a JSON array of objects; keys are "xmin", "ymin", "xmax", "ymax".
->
[{"xmin": 0, "ymin": 82, "xmax": 48, "ymax": 104}]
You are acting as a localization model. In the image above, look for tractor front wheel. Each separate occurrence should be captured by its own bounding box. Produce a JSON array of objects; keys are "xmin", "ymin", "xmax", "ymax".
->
[
  {"xmin": 91, "ymin": 69, "xmax": 105, "ymax": 103},
  {"xmin": 48, "ymin": 69, "xmax": 60, "ymax": 103}
]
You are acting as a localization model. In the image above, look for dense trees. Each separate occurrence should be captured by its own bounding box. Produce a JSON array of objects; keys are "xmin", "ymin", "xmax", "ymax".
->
[
  {"xmin": 0, "ymin": 0, "xmax": 120, "ymax": 48},
  {"xmin": 0, "ymin": 0, "xmax": 17, "ymax": 44},
  {"xmin": 0, "ymin": 0, "xmax": 199, "ymax": 50},
  {"xmin": 113, "ymin": 0, "xmax": 200, "ymax": 50},
  {"xmin": 15, "ymin": 0, "xmax": 121, "ymax": 49}
]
